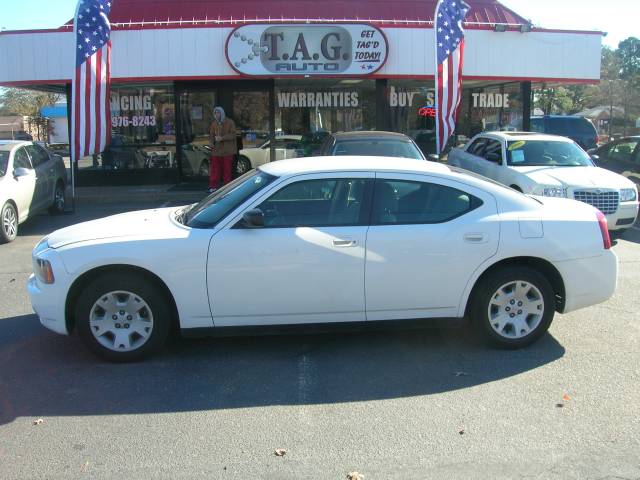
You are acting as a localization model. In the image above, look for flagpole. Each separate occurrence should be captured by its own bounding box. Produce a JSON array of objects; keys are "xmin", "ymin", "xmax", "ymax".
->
[{"xmin": 434, "ymin": 1, "xmax": 443, "ymax": 156}]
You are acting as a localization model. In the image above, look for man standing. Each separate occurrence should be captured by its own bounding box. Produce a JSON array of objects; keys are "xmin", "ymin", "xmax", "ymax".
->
[{"xmin": 208, "ymin": 106, "xmax": 237, "ymax": 192}]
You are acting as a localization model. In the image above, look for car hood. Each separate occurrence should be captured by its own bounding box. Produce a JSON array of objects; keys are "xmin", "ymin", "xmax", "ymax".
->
[
  {"xmin": 47, "ymin": 207, "xmax": 181, "ymax": 248},
  {"xmin": 512, "ymin": 166, "xmax": 635, "ymax": 189}
]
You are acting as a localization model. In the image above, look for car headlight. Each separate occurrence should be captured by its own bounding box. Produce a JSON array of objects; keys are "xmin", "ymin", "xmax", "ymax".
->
[
  {"xmin": 620, "ymin": 188, "xmax": 637, "ymax": 202},
  {"xmin": 538, "ymin": 186, "xmax": 568, "ymax": 198},
  {"xmin": 34, "ymin": 258, "xmax": 55, "ymax": 284}
]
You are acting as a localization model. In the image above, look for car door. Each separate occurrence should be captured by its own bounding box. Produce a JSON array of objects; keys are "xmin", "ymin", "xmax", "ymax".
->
[
  {"xmin": 207, "ymin": 172, "xmax": 373, "ymax": 326},
  {"xmin": 24, "ymin": 144, "xmax": 51, "ymax": 211},
  {"xmin": 365, "ymin": 173, "xmax": 499, "ymax": 320},
  {"xmin": 456, "ymin": 137, "xmax": 488, "ymax": 173},
  {"xmin": 477, "ymin": 138, "xmax": 504, "ymax": 181},
  {"xmin": 10, "ymin": 146, "xmax": 37, "ymax": 222}
]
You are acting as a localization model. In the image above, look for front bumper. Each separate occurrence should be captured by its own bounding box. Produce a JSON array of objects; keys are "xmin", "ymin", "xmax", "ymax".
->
[
  {"xmin": 28, "ymin": 274, "xmax": 69, "ymax": 335},
  {"xmin": 606, "ymin": 201, "xmax": 639, "ymax": 231}
]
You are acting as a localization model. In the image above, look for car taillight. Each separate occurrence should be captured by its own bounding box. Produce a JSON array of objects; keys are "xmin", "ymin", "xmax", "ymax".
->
[{"xmin": 596, "ymin": 211, "xmax": 611, "ymax": 250}]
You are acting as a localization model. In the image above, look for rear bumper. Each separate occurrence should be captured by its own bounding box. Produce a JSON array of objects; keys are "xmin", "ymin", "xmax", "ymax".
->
[
  {"xmin": 27, "ymin": 274, "xmax": 69, "ymax": 336},
  {"xmin": 554, "ymin": 250, "xmax": 618, "ymax": 314}
]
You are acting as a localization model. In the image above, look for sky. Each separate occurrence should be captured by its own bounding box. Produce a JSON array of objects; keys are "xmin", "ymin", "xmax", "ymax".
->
[{"xmin": 0, "ymin": 0, "xmax": 635, "ymax": 49}]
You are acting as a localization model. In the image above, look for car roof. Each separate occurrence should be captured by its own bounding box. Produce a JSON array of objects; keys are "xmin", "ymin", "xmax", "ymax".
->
[
  {"xmin": 0, "ymin": 140, "xmax": 29, "ymax": 151},
  {"xmin": 260, "ymin": 156, "xmax": 450, "ymax": 177},
  {"xmin": 273, "ymin": 135, "xmax": 302, "ymax": 141},
  {"xmin": 331, "ymin": 131, "xmax": 413, "ymax": 141},
  {"xmin": 478, "ymin": 132, "xmax": 574, "ymax": 143}
]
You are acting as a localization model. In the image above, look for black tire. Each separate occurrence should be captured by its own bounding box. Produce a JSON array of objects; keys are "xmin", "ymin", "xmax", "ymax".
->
[
  {"xmin": 235, "ymin": 156, "xmax": 252, "ymax": 176},
  {"xmin": 49, "ymin": 181, "xmax": 66, "ymax": 215},
  {"xmin": 1, "ymin": 202, "xmax": 18, "ymax": 244},
  {"xmin": 469, "ymin": 266, "xmax": 555, "ymax": 349},
  {"xmin": 75, "ymin": 272, "xmax": 172, "ymax": 362}
]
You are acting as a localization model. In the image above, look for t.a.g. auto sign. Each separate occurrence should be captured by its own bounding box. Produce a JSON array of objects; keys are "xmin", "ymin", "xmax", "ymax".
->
[{"xmin": 226, "ymin": 24, "xmax": 388, "ymax": 76}]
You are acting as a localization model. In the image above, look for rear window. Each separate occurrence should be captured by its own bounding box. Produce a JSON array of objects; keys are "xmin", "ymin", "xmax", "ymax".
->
[{"xmin": 332, "ymin": 139, "xmax": 425, "ymax": 160}]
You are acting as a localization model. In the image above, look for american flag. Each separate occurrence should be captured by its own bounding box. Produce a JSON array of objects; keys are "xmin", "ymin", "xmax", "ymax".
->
[
  {"xmin": 434, "ymin": 0, "xmax": 469, "ymax": 154},
  {"xmin": 72, "ymin": 0, "xmax": 112, "ymax": 162}
]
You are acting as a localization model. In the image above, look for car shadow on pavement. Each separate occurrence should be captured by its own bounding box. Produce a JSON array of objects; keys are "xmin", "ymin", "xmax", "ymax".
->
[{"xmin": 0, "ymin": 314, "xmax": 565, "ymax": 425}]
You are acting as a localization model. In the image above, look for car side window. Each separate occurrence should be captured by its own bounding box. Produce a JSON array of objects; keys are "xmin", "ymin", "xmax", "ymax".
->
[
  {"xmin": 610, "ymin": 140, "xmax": 638, "ymax": 162},
  {"xmin": 13, "ymin": 147, "xmax": 32, "ymax": 170},
  {"xmin": 371, "ymin": 179, "xmax": 482, "ymax": 225},
  {"xmin": 25, "ymin": 145, "xmax": 50, "ymax": 167},
  {"xmin": 257, "ymin": 178, "xmax": 367, "ymax": 227},
  {"xmin": 467, "ymin": 138, "xmax": 487, "ymax": 156},
  {"xmin": 530, "ymin": 119, "xmax": 544, "ymax": 133},
  {"xmin": 482, "ymin": 140, "xmax": 503, "ymax": 163}
]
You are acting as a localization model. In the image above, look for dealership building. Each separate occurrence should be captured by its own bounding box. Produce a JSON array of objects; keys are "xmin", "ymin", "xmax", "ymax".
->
[{"xmin": 0, "ymin": 0, "xmax": 603, "ymax": 185}]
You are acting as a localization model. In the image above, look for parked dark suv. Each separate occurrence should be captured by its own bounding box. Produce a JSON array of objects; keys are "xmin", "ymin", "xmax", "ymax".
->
[
  {"xmin": 530, "ymin": 115, "xmax": 599, "ymax": 150},
  {"xmin": 318, "ymin": 131, "xmax": 426, "ymax": 160}
]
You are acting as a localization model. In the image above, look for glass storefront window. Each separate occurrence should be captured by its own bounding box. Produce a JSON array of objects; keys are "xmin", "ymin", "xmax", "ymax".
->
[
  {"xmin": 387, "ymin": 80, "xmax": 437, "ymax": 156},
  {"xmin": 275, "ymin": 79, "xmax": 376, "ymax": 157},
  {"xmin": 458, "ymin": 82, "xmax": 523, "ymax": 140},
  {"xmin": 77, "ymin": 84, "xmax": 177, "ymax": 172},
  {"xmin": 179, "ymin": 90, "xmax": 216, "ymax": 178}
]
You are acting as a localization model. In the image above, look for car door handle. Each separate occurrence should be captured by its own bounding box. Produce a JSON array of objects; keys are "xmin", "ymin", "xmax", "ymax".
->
[
  {"xmin": 333, "ymin": 239, "xmax": 357, "ymax": 247},
  {"xmin": 464, "ymin": 233, "xmax": 489, "ymax": 243}
]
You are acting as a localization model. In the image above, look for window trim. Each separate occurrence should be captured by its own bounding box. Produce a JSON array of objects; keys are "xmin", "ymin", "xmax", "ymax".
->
[{"xmin": 369, "ymin": 177, "xmax": 484, "ymax": 226}]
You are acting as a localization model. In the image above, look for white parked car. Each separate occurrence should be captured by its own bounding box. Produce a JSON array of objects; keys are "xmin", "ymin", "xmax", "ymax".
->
[
  {"xmin": 1, "ymin": 141, "xmax": 67, "ymax": 243},
  {"xmin": 28, "ymin": 157, "xmax": 617, "ymax": 361},
  {"xmin": 448, "ymin": 132, "xmax": 639, "ymax": 231},
  {"xmin": 236, "ymin": 135, "xmax": 303, "ymax": 174}
]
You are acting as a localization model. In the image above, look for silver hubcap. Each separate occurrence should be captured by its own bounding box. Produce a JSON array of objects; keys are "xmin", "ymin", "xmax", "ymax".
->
[
  {"xmin": 237, "ymin": 159, "xmax": 249, "ymax": 174},
  {"xmin": 488, "ymin": 280, "xmax": 544, "ymax": 339},
  {"xmin": 55, "ymin": 187, "xmax": 65, "ymax": 210},
  {"xmin": 89, "ymin": 291, "xmax": 154, "ymax": 352},
  {"xmin": 3, "ymin": 206, "xmax": 17, "ymax": 238}
]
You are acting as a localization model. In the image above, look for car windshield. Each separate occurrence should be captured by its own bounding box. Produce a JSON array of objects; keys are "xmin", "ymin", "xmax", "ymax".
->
[
  {"xmin": 184, "ymin": 170, "xmax": 276, "ymax": 228},
  {"xmin": 0, "ymin": 151, "xmax": 8, "ymax": 176},
  {"xmin": 506, "ymin": 140, "xmax": 594, "ymax": 167},
  {"xmin": 332, "ymin": 139, "xmax": 425, "ymax": 160}
]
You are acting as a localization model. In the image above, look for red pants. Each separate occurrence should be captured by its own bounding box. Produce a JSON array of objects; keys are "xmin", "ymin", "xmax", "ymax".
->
[{"xmin": 209, "ymin": 155, "xmax": 233, "ymax": 188}]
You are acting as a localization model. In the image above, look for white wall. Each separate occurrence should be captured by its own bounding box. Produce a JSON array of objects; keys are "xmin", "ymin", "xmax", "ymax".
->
[{"xmin": 0, "ymin": 26, "xmax": 601, "ymax": 84}]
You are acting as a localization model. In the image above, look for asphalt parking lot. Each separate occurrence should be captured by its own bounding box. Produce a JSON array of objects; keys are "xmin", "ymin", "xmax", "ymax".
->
[{"xmin": 1, "ymin": 203, "xmax": 639, "ymax": 479}]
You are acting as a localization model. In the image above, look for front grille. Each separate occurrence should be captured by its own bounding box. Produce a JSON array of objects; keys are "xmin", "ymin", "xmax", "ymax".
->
[{"xmin": 573, "ymin": 190, "xmax": 619, "ymax": 214}]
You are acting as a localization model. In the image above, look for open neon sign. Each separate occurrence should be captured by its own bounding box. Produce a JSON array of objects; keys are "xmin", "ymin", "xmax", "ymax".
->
[{"xmin": 418, "ymin": 106, "xmax": 436, "ymax": 118}]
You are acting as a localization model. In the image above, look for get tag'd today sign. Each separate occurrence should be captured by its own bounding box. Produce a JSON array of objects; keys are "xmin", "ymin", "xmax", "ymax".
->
[{"xmin": 226, "ymin": 24, "xmax": 388, "ymax": 76}]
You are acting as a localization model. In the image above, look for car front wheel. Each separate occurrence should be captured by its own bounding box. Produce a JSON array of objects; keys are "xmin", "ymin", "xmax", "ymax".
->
[
  {"xmin": 1, "ymin": 202, "xmax": 18, "ymax": 243},
  {"xmin": 75, "ymin": 272, "xmax": 171, "ymax": 362},
  {"xmin": 469, "ymin": 267, "xmax": 555, "ymax": 349}
]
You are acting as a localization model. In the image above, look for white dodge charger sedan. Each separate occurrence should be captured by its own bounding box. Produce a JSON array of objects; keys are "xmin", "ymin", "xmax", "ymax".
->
[
  {"xmin": 28, "ymin": 157, "xmax": 617, "ymax": 361},
  {"xmin": 448, "ymin": 132, "xmax": 639, "ymax": 232}
]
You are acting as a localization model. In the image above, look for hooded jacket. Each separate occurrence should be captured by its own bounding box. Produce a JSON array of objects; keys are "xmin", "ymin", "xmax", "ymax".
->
[{"xmin": 209, "ymin": 106, "xmax": 238, "ymax": 156}]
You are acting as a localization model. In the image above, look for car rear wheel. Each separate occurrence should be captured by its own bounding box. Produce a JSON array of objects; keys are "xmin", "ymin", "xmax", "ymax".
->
[
  {"xmin": 1, "ymin": 202, "xmax": 18, "ymax": 243},
  {"xmin": 75, "ymin": 273, "xmax": 171, "ymax": 362},
  {"xmin": 49, "ymin": 181, "xmax": 65, "ymax": 214},
  {"xmin": 469, "ymin": 267, "xmax": 555, "ymax": 349}
]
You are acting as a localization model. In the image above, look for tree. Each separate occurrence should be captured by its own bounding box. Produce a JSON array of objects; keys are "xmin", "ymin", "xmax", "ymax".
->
[
  {"xmin": 618, "ymin": 37, "xmax": 640, "ymax": 87},
  {"xmin": 0, "ymin": 88, "xmax": 62, "ymax": 116},
  {"xmin": 534, "ymin": 85, "xmax": 574, "ymax": 114}
]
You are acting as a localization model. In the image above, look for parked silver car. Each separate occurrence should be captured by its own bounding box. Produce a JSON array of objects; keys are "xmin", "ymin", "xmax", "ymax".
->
[{"xmin": 0, "ymin": 141, "xmax": 67, "ymax": 243}]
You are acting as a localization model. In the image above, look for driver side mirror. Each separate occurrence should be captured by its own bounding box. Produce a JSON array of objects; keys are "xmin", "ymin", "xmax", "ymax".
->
[
  {"xmin": 13, "ymin": 167, "xmax": 32, "ymax": 178},
  {"xmin": 590, "ymin": 154, "xmax": 600, "ymax": 163},
  {"xmin": 240, "ymin": 208, "xmax": 265, "ymax": 229}
]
